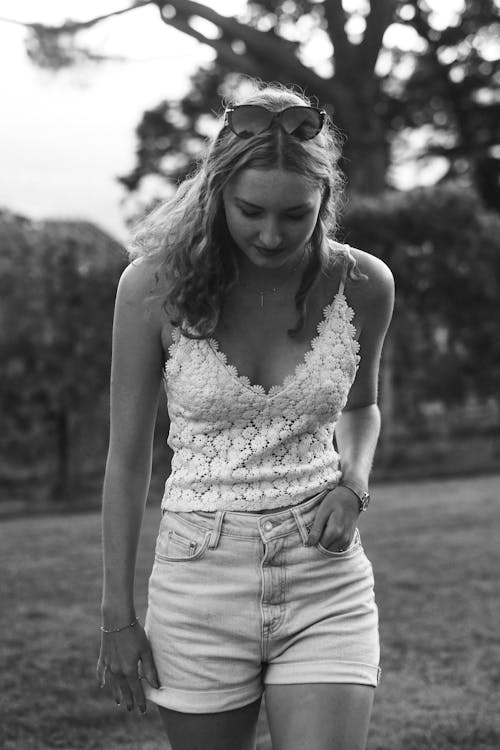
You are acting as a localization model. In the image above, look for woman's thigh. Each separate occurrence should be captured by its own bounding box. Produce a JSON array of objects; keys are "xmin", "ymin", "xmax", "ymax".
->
[
  {"xmin": 265, "ymin": 683, "xmax": 374, "ymax": 750},
  {"xmin": 158, "ymin": 697, "xmax": 262, "ymax": 750}
]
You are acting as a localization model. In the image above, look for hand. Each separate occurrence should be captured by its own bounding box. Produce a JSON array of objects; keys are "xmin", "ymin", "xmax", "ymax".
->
[
  {"xmin": 306, "ymin": 486, "xmax": 360, "ymax": 551},
  {"xmin": 96, "ymin": 619, "xmax": 160, "ymax": 715}
]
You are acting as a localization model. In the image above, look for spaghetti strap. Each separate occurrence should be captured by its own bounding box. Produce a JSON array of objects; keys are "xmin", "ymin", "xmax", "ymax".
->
[{"xmin": 337, "ymin": 245, "xmax": 349, "ymax": 296}]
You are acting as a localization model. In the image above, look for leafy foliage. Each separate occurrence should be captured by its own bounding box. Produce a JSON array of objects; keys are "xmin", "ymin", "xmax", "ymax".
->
[
  {"xmin": 342, "ymin": 185, "xmax": 500, "ymax": 411},
  {"xmin": 5, "ymin": 2, "xmax": 500, "ymax": 493},
  {"xmin": 118, "ymin": 64, "xmax": 232, "ymax": 193},
  {"xmin": 116, "ymin": 1, "xmax": 500, "ymax": 206},
  {"xmin": 0, "ymin": 210, "xmax": 126, "ymax": 499},
  {"xmin": 17, "ymin": 1, "xmax": 500, "ymax": 202},
  {"xmin": 391, "ymin": 0, "xmax": 500, "ymax": 209}
]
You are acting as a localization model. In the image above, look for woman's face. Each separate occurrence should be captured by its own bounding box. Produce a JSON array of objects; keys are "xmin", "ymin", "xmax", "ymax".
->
[{"xmin": 222, "ymin": 168, "xmax": 322, "ymax": 272}]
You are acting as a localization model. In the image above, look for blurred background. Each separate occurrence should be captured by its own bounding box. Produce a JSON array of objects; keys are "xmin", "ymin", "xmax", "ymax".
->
[
  {"xmin": 2, "ymin": 4, "xmax": 500, "ymax": 750},
  {"xmin": 0, "ymin": 0, "xmax": 499, "ymax": 509}
]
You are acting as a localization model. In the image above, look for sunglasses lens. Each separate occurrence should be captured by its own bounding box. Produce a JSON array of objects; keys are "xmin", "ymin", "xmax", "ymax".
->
[
  {"xmin": 229, "ymin": 105, "xmax": 272, "ymax": 137},
  {"xmin": 280, "ymin": 107, "xmax": 322, "ymax": 139},
  {"xmin": 226, "ymin": 105, "xmax": 324, "ymax": 140}
]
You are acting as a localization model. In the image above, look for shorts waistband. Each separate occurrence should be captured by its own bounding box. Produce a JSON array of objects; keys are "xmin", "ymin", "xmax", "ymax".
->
[{"xmin": 165, "ymin": 488, "xmax": 333, "ymax": 547}]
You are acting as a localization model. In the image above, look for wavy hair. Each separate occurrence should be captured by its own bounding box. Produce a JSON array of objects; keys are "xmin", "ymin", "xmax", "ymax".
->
[{"xmin": 128, "ymin": 80, "xmax": 361, "ymax": 338}]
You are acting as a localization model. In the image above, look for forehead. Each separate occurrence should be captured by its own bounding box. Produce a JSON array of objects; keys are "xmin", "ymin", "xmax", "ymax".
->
[{"xmin": 228, "ymin": 168, "xmax": 320, "ymax": 206}]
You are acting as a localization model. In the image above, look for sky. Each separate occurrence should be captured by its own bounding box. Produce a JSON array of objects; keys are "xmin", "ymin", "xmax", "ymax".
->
[
  {"xmin": 0, "ymin": 0, "xmax": 247, "ymax": 240},
  {"xmin": 0, "ymin": 1, "xmax": 463, "ymax": 242}
]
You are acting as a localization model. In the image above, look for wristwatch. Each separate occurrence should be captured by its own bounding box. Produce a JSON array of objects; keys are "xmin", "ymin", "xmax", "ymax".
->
[{"xmin": 339, "ymin": 480, "xmax": 371, "ymax": 512}]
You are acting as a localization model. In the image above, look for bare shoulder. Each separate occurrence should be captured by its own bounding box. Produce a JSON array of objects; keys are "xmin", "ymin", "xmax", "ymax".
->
[
  {"xmin": 117, "ymin": 257, "xmax": 172, "ymax": 341},
  {"xmin": 350, "ymin": 247, "xmax": 394, "ymax": 296},
  {"xmin": 118, "ymin": 256, "xmax": 162, "ymax": 304},
  {"xmin": 341, "ymin": 246, "xmax": 395, "ymax": 338},
  {"xmin": 347, "ymin": 246, "xmax": 393, "ymax": 312}
]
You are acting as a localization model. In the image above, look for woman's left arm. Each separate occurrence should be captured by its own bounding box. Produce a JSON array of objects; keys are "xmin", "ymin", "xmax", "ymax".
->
[{"xmin": 307, "ymin": 252, "xmax": 395, "ymax": 550}]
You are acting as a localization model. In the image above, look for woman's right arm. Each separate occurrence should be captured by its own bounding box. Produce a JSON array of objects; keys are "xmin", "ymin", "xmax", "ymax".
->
[{"xmin": 97, "ymin": 258, "xmax": 166, "ymax": 712}]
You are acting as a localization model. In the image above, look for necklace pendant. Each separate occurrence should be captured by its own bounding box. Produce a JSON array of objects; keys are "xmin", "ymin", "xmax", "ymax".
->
[{"xmin": 260, "ymin": 292, "xmax": 264, "ymax": 308}]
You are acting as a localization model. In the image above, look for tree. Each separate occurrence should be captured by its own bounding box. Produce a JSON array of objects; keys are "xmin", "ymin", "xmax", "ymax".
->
[
  {"xmin": 2, "ymin": 1, "xmax": 499, "ymax": 481},
  {"xmin": 9, "ymin": 0, "xmax": 499, "ymax": 204},
  {"xmin": 0, "ymin": 210, "xmax": 126, "ymax": 502},
  {"xmin": 342, "ymin": 185, "xmax": 500, "ymax": 412},
  {"xmin": 395, "ymin": 0, "xmax": 500, "ymax": 210}
]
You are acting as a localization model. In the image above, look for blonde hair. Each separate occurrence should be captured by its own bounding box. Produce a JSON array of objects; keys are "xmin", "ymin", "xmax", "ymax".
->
[{"xmin": 128, "ymin": 80, "xmax": 360, "ymax": 338}]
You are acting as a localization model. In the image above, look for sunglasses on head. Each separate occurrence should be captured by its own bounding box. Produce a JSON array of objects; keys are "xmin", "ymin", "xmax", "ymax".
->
[{"xmin": 224, "ymin": 105, "xmax": 326, "ymax": 140}]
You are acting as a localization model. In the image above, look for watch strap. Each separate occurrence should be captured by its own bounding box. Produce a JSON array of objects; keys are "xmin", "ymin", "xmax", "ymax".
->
[{"xmin": 339, "ymin": 479, "xmax": 370, "ymax": 512}]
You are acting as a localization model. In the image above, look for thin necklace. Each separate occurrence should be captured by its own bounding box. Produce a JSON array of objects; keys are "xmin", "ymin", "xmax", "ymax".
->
[{"xmin": 239, "ymin": 251, "xmax": 307, "ymax": 308}]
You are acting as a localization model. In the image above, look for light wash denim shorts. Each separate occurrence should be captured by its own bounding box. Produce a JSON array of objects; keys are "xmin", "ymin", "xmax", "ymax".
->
[{"xmin": 143, "ymin": 489, "xmax": 381, "ymax": 713}]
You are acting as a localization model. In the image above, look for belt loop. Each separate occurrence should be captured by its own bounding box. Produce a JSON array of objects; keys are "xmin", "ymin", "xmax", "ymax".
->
[
  {"xmin": 291, "ymin": 507, "xmax": 309, "ymax": 545},
  {"xmin": 208, "ymin": 510, "xmax": 225, "ymax": 549},
  {"xmin": 292, "ymin": 488, "xmax": 330, "ymax": 545}
]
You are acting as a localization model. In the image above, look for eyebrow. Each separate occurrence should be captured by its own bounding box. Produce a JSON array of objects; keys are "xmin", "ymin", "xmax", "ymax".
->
[{"xmin": 235, "ymin": 197, "xmax": 312, "ymax": 211}]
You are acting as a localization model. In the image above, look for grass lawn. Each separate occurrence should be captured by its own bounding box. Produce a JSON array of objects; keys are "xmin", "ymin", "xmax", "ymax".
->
[{"xmin": 2, "ymin": 473, "xmax": 499, "ymax": 750}]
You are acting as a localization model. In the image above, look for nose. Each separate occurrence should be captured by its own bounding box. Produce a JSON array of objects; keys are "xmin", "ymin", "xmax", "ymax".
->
[{"xmin": 257, "ymin": 217, "xmax": 283, "ymax": 249}]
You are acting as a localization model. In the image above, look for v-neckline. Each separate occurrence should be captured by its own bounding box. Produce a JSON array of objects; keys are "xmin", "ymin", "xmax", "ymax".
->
[{"xmin": 205, "ymin": 292, "xmax": 353, "ymax": 399}]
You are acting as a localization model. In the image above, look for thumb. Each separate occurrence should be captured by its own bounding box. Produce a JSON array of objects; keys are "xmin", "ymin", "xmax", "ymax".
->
[
  {"xmin": 96, "ymin": 659, "xmax": 106, "ymax": 688},
  {"xmin": 141, "ymin": 649, "xmax": 160, "ymax": 689}
]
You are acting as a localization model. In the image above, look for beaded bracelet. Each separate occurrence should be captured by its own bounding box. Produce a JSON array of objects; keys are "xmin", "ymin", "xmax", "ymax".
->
[{"xmin": 100, "ymin": 617, "xmax": 139, "ymax": 634}]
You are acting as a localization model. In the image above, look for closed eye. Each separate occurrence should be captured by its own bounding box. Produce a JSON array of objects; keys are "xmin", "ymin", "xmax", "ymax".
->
[
  {"xmin": 286, "ymin": 213, "xmax": 309, "ymax": 221},
  {"xmin": 239, "ymin": 208, "xmax": 310, "ymax": 221}
]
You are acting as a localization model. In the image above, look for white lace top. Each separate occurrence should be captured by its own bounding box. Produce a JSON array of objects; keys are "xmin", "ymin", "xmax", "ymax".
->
[{"xmin": 161, "ymin": 266, "xmax": 360, "ymax": 512}]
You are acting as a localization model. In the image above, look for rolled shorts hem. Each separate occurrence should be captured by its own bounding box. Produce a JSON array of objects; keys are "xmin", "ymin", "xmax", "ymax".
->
[
  {"xmin": 265, "ymin": 660, "xmax": 381, "ymax": 688},
  {"xmin": 142, "ymin": 660, "xmax": 381, "ymax": 713},
  {"xmin": 142, "ymin": 679, "xmax": 263, "ymax": 713}
]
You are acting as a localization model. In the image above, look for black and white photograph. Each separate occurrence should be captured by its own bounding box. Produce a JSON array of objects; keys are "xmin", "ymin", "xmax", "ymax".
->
[{"xmin": 1, "ymin": 1, "xmax": 499, "ymax": 749}]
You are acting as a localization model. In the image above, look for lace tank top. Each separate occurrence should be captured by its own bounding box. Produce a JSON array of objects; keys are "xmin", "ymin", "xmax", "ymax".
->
[{"xmin": 161, "ymin": 258, "xmax": 360, "ymax": 512}]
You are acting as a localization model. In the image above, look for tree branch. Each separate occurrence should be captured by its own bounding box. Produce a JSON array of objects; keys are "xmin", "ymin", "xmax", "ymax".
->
[
  {"xmin": 156, "ymin": 0, "xmax": 346, "ymax": 105},
  {"xmin": 161, "ymin": 11, "xmax": 264, "ymax": 78},
  {"xmin": 0, "ymin": 1, "xmax": 153, "ymax": 33},
  {"xmin": 8, "ymin": 0, "xmax": 348, "ymax": 106},
  {"xmin": 159, "ymin": 0, "xmax": 297, "ymax": 59}
]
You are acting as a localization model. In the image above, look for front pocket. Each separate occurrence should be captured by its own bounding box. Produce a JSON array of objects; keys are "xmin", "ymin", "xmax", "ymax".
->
[
  {"xmin": 314, "ymin": 528, "xmax": 361, "ymax": 559},
  {"xmin": 155, "ymin": 519, "xmax": 211, "ymax": 562}
]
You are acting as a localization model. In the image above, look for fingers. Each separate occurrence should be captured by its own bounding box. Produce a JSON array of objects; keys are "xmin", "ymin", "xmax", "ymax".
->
[
  {"xmin": 140, "ymin": 649, "xmax": 161, "ymax": 689},
  {"xmin": 310, "ymin": 513, "xmax": 349, "ymax": 551},
  {"xmin": 97, "ymin": 653, "xmax": 150, "ymax": 714},
  {"xmin": 308, "ymin": 508, "xmax": 352, "ymax": 551},
  {"xmin": 108, "ymin": 673, "xmax": 123, "ymax": 706},
  {"xmin": 97, "ymin": 622, "xmax": 158, "ymax": 714},
  {"xmin": 320, "ymin": 517, "xmax": 352, "ymax": 551},
  {"xmin": 122, "ymin": 672, "xmax": 147, "ymax": 714},
  {"xmin": 102, "ymin": 668, "xmax": 147, "ymax": 714},
  {"xmin": 306, "ymin": 503, "xmax": 330, "ymax": 546},
  {"xmin": 130, "ymin": 675, "xmax": 148, "ymax": 715},
  {"xmin": 96, "ymin": 659, "xmax": 106, "ymax": 689},
  {"xmin": 307, "ymin": 488, "xmax": 360, "ymax": 550}
]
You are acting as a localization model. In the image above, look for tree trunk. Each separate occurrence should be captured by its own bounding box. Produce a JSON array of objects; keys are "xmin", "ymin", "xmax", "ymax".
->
[
  {"xmin": 334, "ymin": 79, "xmax": 390, "ymax": 195},
  {"xmin": 343, "ymin": 132, "xmax": 389, "ymax": 195}
]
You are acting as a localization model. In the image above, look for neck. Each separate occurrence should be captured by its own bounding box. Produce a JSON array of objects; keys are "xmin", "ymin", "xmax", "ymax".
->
[{"xmin": 235, "ymin": 246, "xmax": 309, "ymax": 290}]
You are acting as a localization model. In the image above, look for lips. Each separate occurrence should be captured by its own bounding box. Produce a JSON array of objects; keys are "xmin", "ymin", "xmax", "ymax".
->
[{"xmin": 254, "ymin": 245, "xmax": 285, "ymax": 256}]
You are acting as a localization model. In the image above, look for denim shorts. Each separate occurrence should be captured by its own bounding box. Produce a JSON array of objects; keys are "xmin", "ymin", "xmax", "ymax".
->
[{"xmin": 142, "ymin": 490, "xmax": 381, "ymax": 713}]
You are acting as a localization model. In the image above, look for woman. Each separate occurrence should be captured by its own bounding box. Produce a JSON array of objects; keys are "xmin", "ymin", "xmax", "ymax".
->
[{"xmin": 97, "ymin": 81, "xmax": 394, "ymax": 750}]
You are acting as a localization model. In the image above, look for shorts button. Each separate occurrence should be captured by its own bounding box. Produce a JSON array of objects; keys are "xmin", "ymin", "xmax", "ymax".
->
[{"xmin": 264, "ymin": 521, "xmax": 273, "ymax": 531}]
